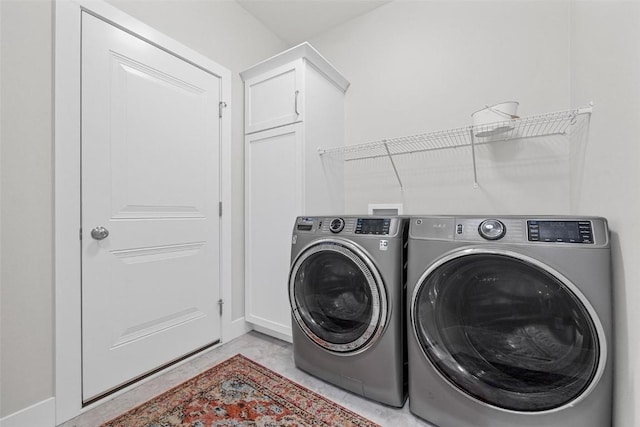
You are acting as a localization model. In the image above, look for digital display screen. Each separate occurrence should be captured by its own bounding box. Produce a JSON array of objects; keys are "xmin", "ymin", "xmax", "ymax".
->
[
  {"xmin": 356, "ymin": 218, "xmax": 390, "ymax": 235},
  {"xmin": 528, "ymin": 220, "xmax": 593, "ymax": 243},
  {"xmin": 538, "ymin": 221, "xmax": 582, "ymax": 241},
  {"xmin": 360, "ymin": 219, "xmax": 386, "ymax": 233}
]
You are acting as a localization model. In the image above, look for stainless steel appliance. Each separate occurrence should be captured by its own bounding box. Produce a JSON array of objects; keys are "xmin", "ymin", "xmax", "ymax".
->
[
  {"xmin": 289, "ymin": 216, "xmax": 408, "ymax": 407},
  {"xmin": 407, "ymin": 216, "xmax": 612, "ymax": 427}
]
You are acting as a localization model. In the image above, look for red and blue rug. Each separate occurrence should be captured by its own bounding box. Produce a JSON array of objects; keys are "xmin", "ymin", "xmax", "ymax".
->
[{"xmin": 101, "ymin": 354, "xmax": 379, "ymax": 427}]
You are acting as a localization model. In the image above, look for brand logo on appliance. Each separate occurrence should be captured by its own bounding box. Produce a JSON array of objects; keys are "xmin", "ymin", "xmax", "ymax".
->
[{"xmin": 379, "ymin": 240, "xmax": 389, "ymax": 251}]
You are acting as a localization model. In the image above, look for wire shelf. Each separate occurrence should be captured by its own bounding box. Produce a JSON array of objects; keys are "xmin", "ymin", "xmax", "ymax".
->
[{"xmin": 319, "ymin": 105, "xmax": 592, "ymax": 188}]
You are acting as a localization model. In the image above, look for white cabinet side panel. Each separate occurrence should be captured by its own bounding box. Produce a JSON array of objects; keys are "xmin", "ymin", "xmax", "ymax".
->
[{"xmin": 303, "ymin": 63, "xmax": 346, "ymax": 215}]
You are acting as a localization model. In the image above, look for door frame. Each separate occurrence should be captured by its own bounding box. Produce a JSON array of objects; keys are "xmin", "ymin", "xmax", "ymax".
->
[{"xmin": 54, "ymin": 0, "xmax": 233, "ymax": 423}]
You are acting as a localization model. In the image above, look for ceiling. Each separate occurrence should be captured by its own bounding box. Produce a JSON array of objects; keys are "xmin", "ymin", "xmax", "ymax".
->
[{"xmin": 236, "ymin": 0, "xmax": 392, "ymax": 45}]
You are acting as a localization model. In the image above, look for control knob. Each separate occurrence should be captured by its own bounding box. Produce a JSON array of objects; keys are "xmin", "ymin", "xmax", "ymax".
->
[
  {"xmin": 478, "ymin": 219, "xmax": 506, "ymax": 240},
  {"xmin": 329, "ymin": 218, "xmax": 345, "ymax": 233}
]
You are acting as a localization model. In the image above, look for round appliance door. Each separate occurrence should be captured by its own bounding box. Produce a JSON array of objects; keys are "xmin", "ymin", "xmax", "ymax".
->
[
  {"xmin": 289, "ymin": 239, "xmax": 388, "ymax": 354},
  {"xmin": 411, "ymin": 248, "xmax": 605, "ymax": 413}
]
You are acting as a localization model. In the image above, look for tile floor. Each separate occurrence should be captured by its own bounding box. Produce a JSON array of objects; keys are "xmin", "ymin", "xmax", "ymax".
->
[{"xmin": 58, "ymin": 331, "xmax": 431, "ymax": 427}]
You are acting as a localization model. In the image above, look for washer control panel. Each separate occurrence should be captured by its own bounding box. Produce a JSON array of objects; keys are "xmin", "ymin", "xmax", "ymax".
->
[
  {"xmin": 527, "ymin": 220, "xmax": 593, "ymax": 244},
  {"xmin": 295, "ymin": 216, "xmax": 399, "ymax": 236}
]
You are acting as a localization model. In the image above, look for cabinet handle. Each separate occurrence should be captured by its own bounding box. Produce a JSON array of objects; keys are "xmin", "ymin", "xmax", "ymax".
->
[{"xmin": 294, "ymin": 90, "xmax": 300, "ymax": 115}]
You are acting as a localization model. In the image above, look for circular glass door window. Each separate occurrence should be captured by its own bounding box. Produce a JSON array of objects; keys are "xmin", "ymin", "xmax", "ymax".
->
[
  {"xmin": 411, "ymin": 251, "xmax": 602, "ymax": 412},
  {"xmin": 289, "ymin": 240, "xmax": 387, "ymax": 353}
]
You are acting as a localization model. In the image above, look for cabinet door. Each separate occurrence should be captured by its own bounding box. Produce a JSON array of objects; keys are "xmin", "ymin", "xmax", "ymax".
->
[
  {"xmin": 244, "ymin": 60, "xmax": 304, "ymax": 134},
  {"xmin": 245, "ymin": 124, "xmax": 304, "ymax": 340}
]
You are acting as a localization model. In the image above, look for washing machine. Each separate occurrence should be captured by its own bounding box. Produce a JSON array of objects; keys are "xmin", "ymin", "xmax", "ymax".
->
[
  {"xmin": 289, "ymin": 216, "xmax": 409, "ymax": 407},
  {"xmin": 407, "ymin": 216, "xmax": 612, "ymax": 427}
]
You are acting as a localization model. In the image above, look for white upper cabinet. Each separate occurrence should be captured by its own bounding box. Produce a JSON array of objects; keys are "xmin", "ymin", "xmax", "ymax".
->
[
  {"xmin": 244, "ymin": 60, "xmax": 304, "ymax": 134},
  {"xmin": 241, "ymin": 42, "xmax": 350, "ymax": 135}
]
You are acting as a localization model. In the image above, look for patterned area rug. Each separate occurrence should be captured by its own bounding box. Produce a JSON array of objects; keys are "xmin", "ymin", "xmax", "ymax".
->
[{"xmin": 101, "ymin": 354, "xmax": 380, "ymax": 427}]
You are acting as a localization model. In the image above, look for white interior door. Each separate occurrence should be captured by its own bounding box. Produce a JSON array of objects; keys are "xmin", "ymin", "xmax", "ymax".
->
[{"xmin": 81, "ymin": 12, "xmax": 221, "ymax": 401}]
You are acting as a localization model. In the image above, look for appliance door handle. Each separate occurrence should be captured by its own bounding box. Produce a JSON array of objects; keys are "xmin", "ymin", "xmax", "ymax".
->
[{"xmin": 294, "ymin": 90, "xmax": 300, "ymax": 116}]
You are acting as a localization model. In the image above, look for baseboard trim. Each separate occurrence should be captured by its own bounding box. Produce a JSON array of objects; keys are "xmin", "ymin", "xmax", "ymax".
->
[
  {"xmin": 251, "ymin": 323, "xmax": 293, "ymax": 343},
  {"xmin": 0, "ymin": 397, "xmax": 55, "ymax": 427}
]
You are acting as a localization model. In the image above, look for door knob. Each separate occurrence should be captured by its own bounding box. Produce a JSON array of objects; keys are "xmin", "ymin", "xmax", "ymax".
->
[{"xmin": 91, "ymin": 226, "xmax": 109, "ymax": 240}]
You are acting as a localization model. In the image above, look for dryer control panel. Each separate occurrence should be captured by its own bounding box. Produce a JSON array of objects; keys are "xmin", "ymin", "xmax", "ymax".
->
[
  {"xmin": 410, "ymin": 216, "xmax": 607, "ymax": 246},
  {"xmin": 527, "ymin": 220, "xmax": 593, "ymax": 244}
]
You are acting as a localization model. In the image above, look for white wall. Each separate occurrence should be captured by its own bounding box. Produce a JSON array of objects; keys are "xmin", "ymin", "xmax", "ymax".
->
[
  {"xmin": 570, "ymin": 3, "xmax": 640, "ymax": 427},
  {"xmin": 0, "ymin": 0, "xmax": 54, "ymax": 417},
  {"xmin": 0, "ymin": 0, "xmax": 286, "ymax": 419},
  {"xmin": 309, "ymin": 1, "xmax": 639, "ymax": 426},
  {"xmin": 0, "ymin": 0, "xmax": 3, "ymax": 415},
  {"xmin": 310, "ymin": 0, "xmax": 574, "ymax": 215}
]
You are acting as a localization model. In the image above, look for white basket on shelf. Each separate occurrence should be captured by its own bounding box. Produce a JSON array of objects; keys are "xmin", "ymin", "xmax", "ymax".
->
[{"xmin": 472, "ymin": 101, "xmax": 520, "ymax": 137}]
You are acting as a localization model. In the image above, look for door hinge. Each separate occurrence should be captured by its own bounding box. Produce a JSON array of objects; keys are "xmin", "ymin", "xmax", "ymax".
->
[
  {"xmin": 218, "ymin": 298, "xmax": 224, "ymax": 316},
  {"xmin": 219, "ymin": 201, "xmax": 223, "ymax": 217},
  {"xmin": 219, "ymin": 101, "xmax": 227, "ymax": 118}
]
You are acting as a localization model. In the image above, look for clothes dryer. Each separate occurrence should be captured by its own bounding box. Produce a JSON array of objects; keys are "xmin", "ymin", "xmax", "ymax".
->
[
  {"xmin": 289, "ymin": 216, "xmax": 408, "ymax": 407},
  {"xmin": 407, "ymin": 216, "xmax": 612, "ymax": 427}
]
